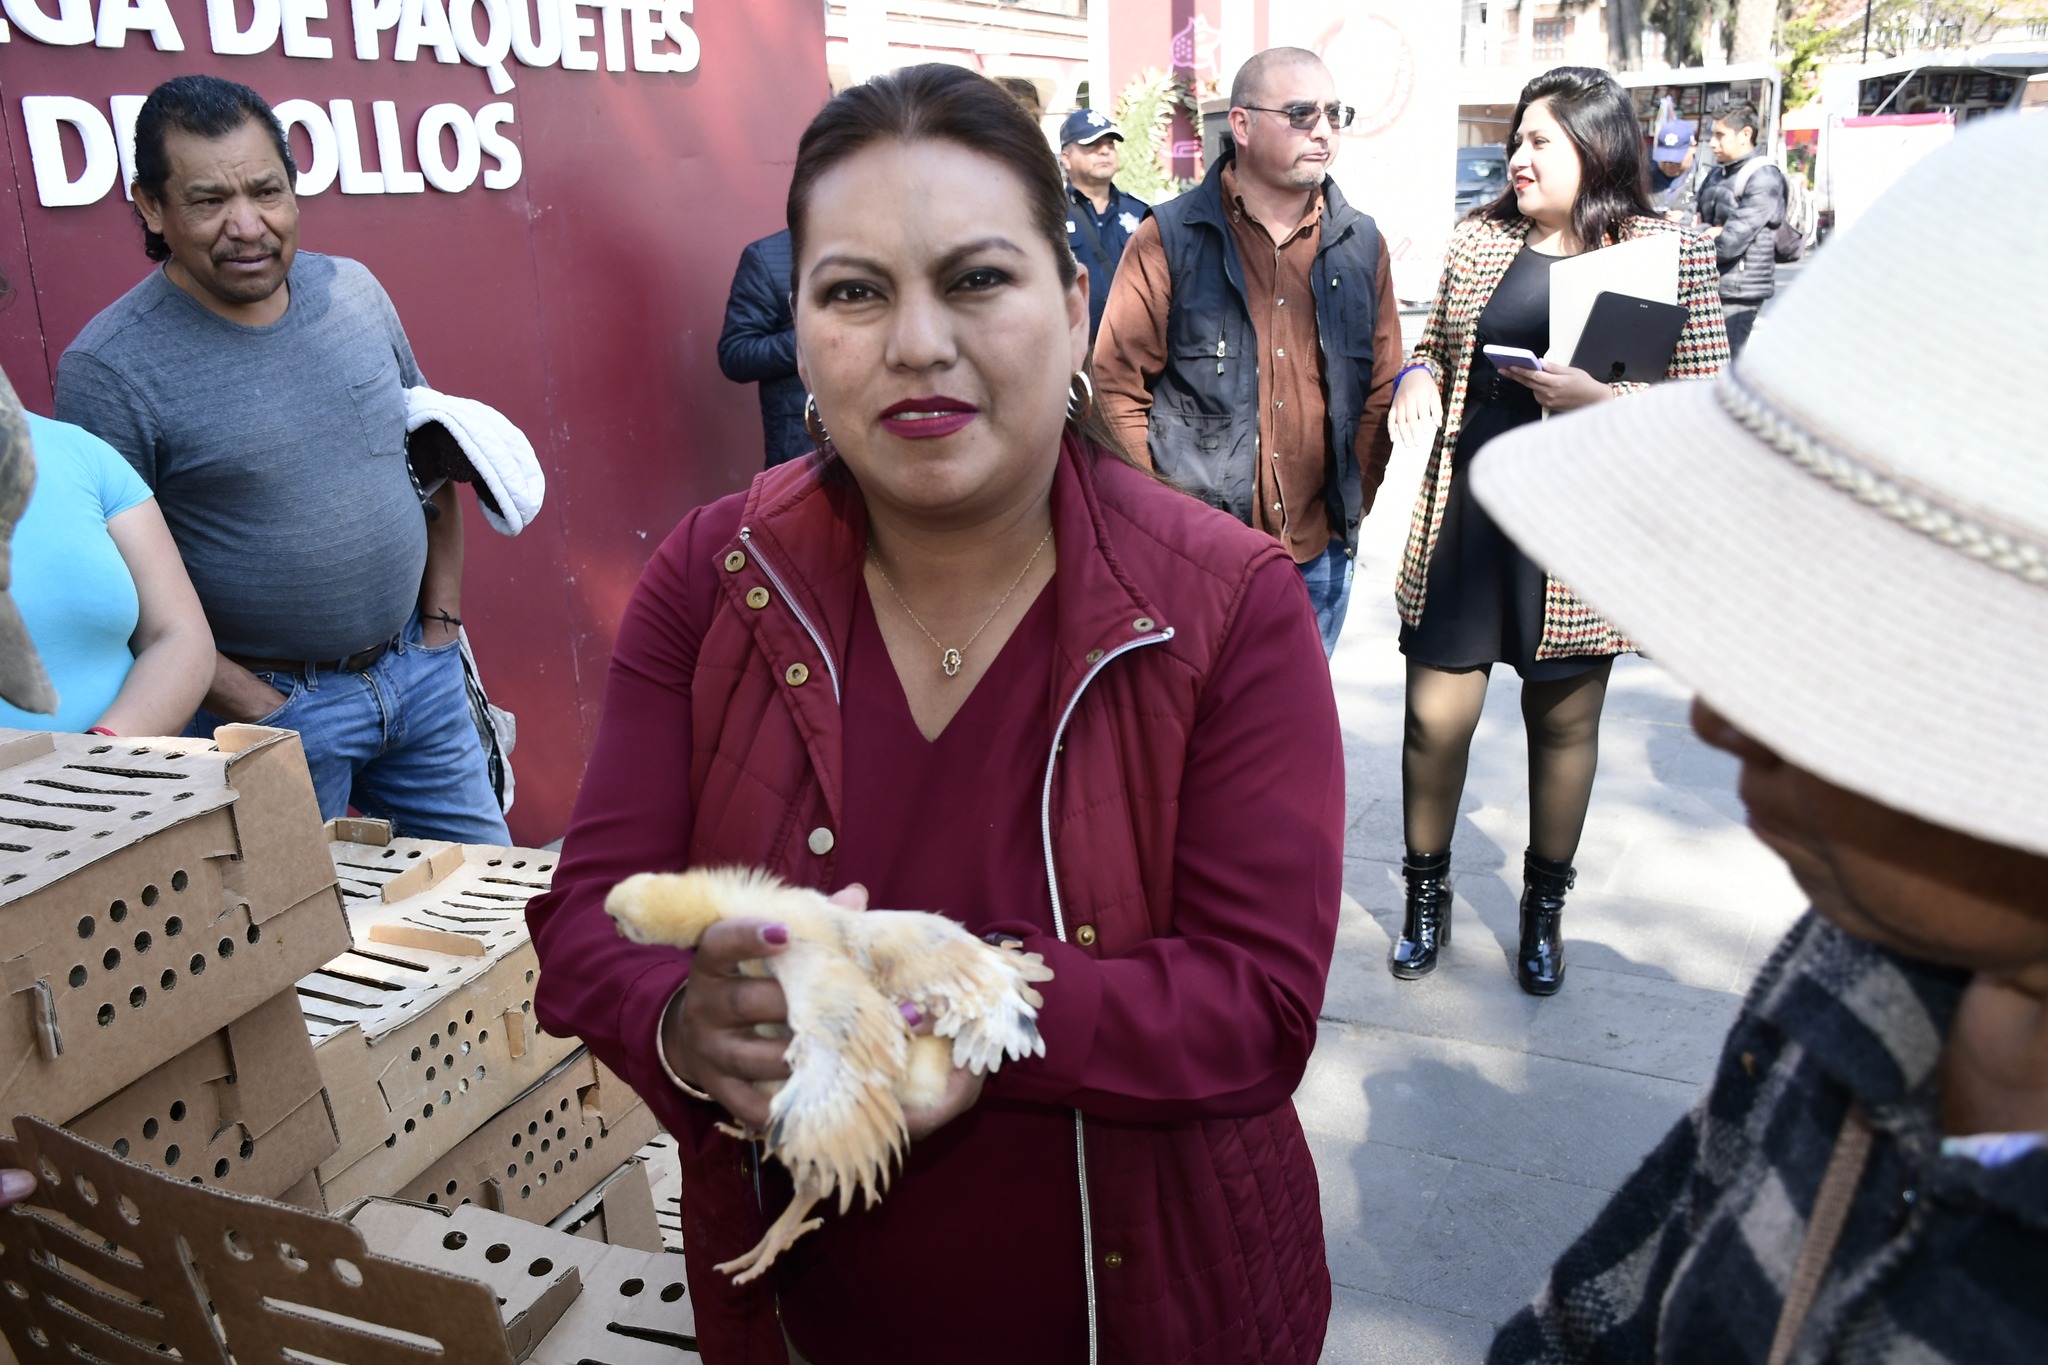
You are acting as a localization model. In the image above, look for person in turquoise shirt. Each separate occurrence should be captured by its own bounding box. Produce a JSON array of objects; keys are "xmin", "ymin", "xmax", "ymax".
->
[{"xmin": 0, "ymin": 409, "xmax": 212, "ymax": 736}]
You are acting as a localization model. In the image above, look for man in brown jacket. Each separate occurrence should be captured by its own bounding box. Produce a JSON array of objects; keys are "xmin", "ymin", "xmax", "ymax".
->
[{"xmin": 1093, "ymin": 46, "xmax": 1403, "ymax": 655}]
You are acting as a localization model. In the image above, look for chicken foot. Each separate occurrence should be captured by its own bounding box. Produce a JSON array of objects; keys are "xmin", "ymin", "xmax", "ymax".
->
[{"xmin": 716, "ymin": 1177, "xmax": 826, "ymax": 1284}]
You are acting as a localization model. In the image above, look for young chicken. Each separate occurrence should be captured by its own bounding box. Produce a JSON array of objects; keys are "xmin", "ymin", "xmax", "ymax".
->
[{"xmin": 604, "ymin": 866, "xmax": 1053, "ymax": 1281}]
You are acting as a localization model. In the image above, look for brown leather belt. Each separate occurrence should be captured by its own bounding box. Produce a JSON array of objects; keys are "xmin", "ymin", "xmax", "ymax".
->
[{"xmin": 228, "ymin": 639, "xmax": 394, "ymax": 676}]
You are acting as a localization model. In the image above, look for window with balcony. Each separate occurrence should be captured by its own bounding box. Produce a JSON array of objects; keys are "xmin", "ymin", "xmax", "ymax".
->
[{"xmin": 1531, "ymin": 17, "xmax": 1567, "ymax": 61}]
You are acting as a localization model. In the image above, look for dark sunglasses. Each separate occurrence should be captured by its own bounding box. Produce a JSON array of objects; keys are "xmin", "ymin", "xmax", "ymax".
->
[{"xmin": 1239, "ymin": 101, "xmax": 1356, "ymax": 132}]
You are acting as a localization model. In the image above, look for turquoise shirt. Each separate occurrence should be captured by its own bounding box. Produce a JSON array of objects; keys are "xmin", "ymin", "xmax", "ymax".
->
[{"xmin": 0, "ymin": 413, "xmax": 151, "ymax": 731}]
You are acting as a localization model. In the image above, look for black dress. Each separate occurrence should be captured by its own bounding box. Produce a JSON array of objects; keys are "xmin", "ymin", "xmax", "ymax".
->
[{"xmin": 1399, "ymin": 247, "xmax": 1604, "ymax": 683}]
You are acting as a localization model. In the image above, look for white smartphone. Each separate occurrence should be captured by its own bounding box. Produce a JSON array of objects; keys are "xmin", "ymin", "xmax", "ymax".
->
[{"xmin": 1482, "ymin": 344, "xmax": 1545, "ymax": 371}]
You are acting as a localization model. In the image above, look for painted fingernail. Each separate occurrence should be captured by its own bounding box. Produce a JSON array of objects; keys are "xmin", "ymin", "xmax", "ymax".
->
[
  {"xmin": 0, "ymin": 1168, "xmax": 38, "ymax": 1202},
  {"xmin": 762, "ymin": 924, "xmax": 789, "ymax": 946},
  {"xmin": 899, "ymin": 1002, "xmax": 925, "ymax": 1027}
]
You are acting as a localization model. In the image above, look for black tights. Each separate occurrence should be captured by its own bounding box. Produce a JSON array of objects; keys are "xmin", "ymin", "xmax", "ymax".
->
[{"xmin": 1400, "ymin": 658, "xmax": 1613, "ymax": 864}]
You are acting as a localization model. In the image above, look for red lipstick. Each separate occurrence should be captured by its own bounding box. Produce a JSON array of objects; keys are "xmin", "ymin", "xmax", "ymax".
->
[{"xmin": 879, "ymin": 396, "xmax": 978, "ymax": 440}]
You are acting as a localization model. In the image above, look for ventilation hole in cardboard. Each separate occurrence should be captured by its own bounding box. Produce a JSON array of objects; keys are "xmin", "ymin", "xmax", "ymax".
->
[
  {"xmin": 443, "ymin": 1054, "xmax": 454, "ymax": 1069},
  {"xmin": 189, "ymin": 954, "xmax": 205, "ymax": 976},
  {"xmin": 441, "ymin": 1090, "xmax": 451, "ymax": 1107},
  {"xmin": 116, "ymin": 1194, "xmax": 140, "ymax": 1225},
  {"xmin": 520, "ymin": 1185, "xmax": 531, "ymax": 1200},
  {"xmin": 506, "ymin": 1163, "xmax": 517, "ymax": 1178},
  {"xmin": 246, "ymin": 924, "xmax": 261, "ymax": 945},
  {"xmin": 620, "ymin": 1278, "xmax": 645, "ymax": 1297},
  {"xmin": 163, "ymin": 1145, "xmax": 179, "ymax": 1167},
  {"xmin": 218, "ymin": 938, "xmax": 234, "ymax": 959},
  {"xmin": 540, "ymin": 862, "xmax": 555, "ymax": 873},
  {"xmin": 381, "ymin": 849, "xmax": 396, "ymax": 859},
  {"xmin": 169, "ymin": 1101, "xmax": 186, "ymax": 1123},
  {"xmin": 171, "ymin": 870, "xmax": 188, "ymax": 892},
  {"xmin": 523, "ymin": 1151, "xmax": 534, "ymax": 1167},
  {"xmin": 172, "ymin": 791, "xmax": 191, "ymax": 801},
  {"xmin": 567, "ymin": 1149, "xmax": 578, "ymax": 1164},
  {"xmin": 475, "ymin": 1066, "xmax": 485, "ymax": 1081},
  {"xmin": 129, "ymin": 986, "xmax": 146, "ymax": 1009},
  {"xmin": 333, "ymin": 1258, "xmax": 363, "ymax": 1288},
  {"xmin": 3, "ymin": 873, "xmax": 22, "ymax": 884},
  {"xmin": 142, "ymin": 1118, "xmax": 159, "ymax": 1139},
  {"xmin": 512, "ymin": 860, "xmax": 527, "ymax": 869},
  {"xmin": 224, "ymin": 1229, "xmax": 252, "ymax": 1261},
  {"xmin": 87, "ymin": 744, "xmax": 111, "ymax": 754},
  {"xmin": 26, "ymin": 1325, "xmax": 48, "ymax": 1347},
  {"xmin": 140, "ymin": 885, "xmax": 159, "ymax": 908},
  {"xmin": 164, "ymin": 916, "xmax": 182, "ymax": 937},
  {"xmin": 78, "ymin": 915, "xmax": 95, "ymax": 940},
  {"xmin": 68, "ymin": 964, "xmax": 87, "ymax": 988},
  {"xmin": 410, "ymin": 1046, "xmax": 423, "ymax": 1062},
  {"xmin": 583, "ymin": 1137, "xmax": 594, "ymax": 1150},
  {"xmin": 542, "ymin": 1110, "xmax": 554, "ymax": 1125},
  {"xmin": 4, "ymin": 1280, "xmax": 26, "ymax": 1301},
  {"xmin": 539, "ymin": 1138, "xmax": 551, "ymax": 1154},
  {"xmin": 403, "ymin": 1119, "xmax": 416, "ymax": 1133},
  {"xmin": 213, "ymin": 1159, "xmax": 229, "ymax": 1179},
  {"xmin": 458, "ymin": 1078, "xmax": 469, "ymax": 1094},
  {"xmin": 485, "ymin": 1243, "xmax": 511, "ymax": 1263},
  {"xmin": 98, "ymin": 1003, "xmax": 115, "ymax": 1026},
  {"xmin": 463, "ymin": 1009, "xmax": 475, "ymax": 1025},
  {"xmin": 384, "ymin": 1134, "xmax": 397, "ymax": 1148},
  {"xmin": 103, "ymin": 947, "xmax": 121, "ymax": 971},
  {"xmin": 426, "ymin": 1193, "xmax": 440, "ymax": 1205},
  {"xmin": 443, "ymin": 1230, "xmax": 467, "ymax": 1250},
  {"xmin": 510, "ymin": 1134, "xmax": 521, "ymax": 1150},
  {"xmin": 487, "ymin": 859, "xmax": 502, "ymax": 867},
  {"xmin": 555, "ymin": 1127, "xmax": 566, "ymax": 1142},
  {"xmin": 422, "ymin": 1104, "xmax": 435, "ymax": 1119},
  {"xmin": 75, "ymin": 1176, "xmax": 98, "ymax": 1206},
  {"xmin": 159, "ymin": 970, "xmax": 176, "ymax": 993},
  {"xmin": 660, "ymin": 1282, "xmax": 684, "ymax": 1302},
  {"xmin": 446, "ymin": 1019, "xmax": 458, "ymax": 1035},
  {"xmin": 425, "ymin": 1066, "xmax": 437, "ymax": 1082},
  {"xmin": 525, "ymin": 970, "xmax": 535, "ymax": 984},
  {"xmin": 129, "ymin": 810, "xmax": 150, "ymax": 820},
  {"xmin": 35, "ymin": 1159, "xmax": 57, "ymax": 1183},
  {"xmin": 240, "ymin": 1138, "xmax": 254, "ymax": 1159},
  {"xmin": 477, "ymin": 1030, "xmax": 489, "ymax": 1044},
  {"xmin": 429, "ymin": 1032, "xmax": 441, "ymax": 1049},
  {"xmin": 278, "ymin": 1242, "xmax": 308, "ymax": 1272},
  {"xmin": 108, "ymin": 901, "xmax": 127, "ymax": 924},
  {"xmin": 536, "ymin": 1172, "xmax": 547, "ymax": 1187},
  {"xmin": 527, "ymin": 1121, "xmax": 539, "ymax": 1136},
  {"xmin": 552, "ymin": 1160, "xmax": 562, "ymax": 1175},
  {"xmin": 113, "ymin": 1138, "xmax": 130, "ymax": 1158},
  {"xmin": 134, "ymin": 931, "xmax": 152, "ymax": 954}
]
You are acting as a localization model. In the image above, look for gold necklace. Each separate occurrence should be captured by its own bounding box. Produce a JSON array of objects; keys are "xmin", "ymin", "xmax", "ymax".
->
[{"xmin": 869, "ymin": 526, "xmax": 1055, "ymax": 678}]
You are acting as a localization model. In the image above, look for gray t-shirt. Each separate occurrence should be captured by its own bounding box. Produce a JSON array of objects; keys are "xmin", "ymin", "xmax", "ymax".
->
[{"xmin": 55, "ymin": 253, "xmax": 428, "ymax": 660}]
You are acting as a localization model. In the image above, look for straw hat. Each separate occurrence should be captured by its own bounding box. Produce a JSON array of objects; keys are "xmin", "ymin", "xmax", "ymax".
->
[
  {"xmin": 1470, "ymin": 113, "xmax": 2048, "ymax": 857},
  {"xmin": 0, "ymin": 368, "xmax": 58, "ymax": 717}
]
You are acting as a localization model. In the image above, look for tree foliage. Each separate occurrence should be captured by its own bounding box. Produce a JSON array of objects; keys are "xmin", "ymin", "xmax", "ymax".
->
[{"xmin": 1111, "ymin": 68, "xmax": 1205, "ymax": 205}]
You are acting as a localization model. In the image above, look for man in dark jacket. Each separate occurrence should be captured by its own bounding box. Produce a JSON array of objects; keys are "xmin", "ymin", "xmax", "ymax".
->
[
  {"xmin": 1093, "ymin": 46, "xmax": 1402, "ymax": 656},
  {"xmin": 1059, "ymin": 108, "xmax": 1149, "ymax": 340},
  {"xmin": 1698, "ymin": 101, "xmax": 1785, "ymax": 357},
  {"xmin": 716, "ymin": 228, "xmax": 809, "ymax": 467}
]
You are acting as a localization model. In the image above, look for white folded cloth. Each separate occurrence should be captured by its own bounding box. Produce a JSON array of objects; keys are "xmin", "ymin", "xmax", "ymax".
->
[{"xmin": 402, "ymin": 386, "xmax": 545, "ymax": 536}]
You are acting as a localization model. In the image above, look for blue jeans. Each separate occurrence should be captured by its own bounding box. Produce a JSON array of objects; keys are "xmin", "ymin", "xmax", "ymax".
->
[
  {"xmin": 1297, "ymin": 540, "xmax": 1355, "ymax": 658},
  {"xmin": 192, "ymin": 611, "xmax": 511, "ymax": 845}
]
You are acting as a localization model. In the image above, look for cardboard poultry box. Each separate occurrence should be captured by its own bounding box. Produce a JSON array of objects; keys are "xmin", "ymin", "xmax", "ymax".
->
[
  {"xmin": 0, "ymin": 726, "xmax": 349, "ymax": 1130},
  {"xmin": 0, "ymin": 1120, "xmax": 701, "ymax": 1363},
  {"xmin": 301, "ymin": 819, "xmax": 580, "ymax": 1209},
  {"xmin": 548, "ymin": 1154, "xmax": 664, "ymax": 1252},
  {"xmin": 634, "ymin": 1132, "xmax": 685, "ymax": 1252},
  {"xmin": 64, "ymin": 987, "xmax": 337, "ymax": 1200},
  {"xmin": 392, "ymin": 1048, "xmax": 660, "ymax": 1227}
]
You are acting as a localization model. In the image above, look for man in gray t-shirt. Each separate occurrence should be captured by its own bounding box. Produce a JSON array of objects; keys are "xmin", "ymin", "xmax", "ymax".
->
[{"xmin": 56, "ymin": 74, "xmax": 508, "ymax": 845}]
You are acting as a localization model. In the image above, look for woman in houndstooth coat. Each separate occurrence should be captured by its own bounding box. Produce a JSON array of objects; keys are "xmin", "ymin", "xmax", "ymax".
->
[{"xmin": 1383, "ymin": 67, "xmax": 1729, "ymax": 997}]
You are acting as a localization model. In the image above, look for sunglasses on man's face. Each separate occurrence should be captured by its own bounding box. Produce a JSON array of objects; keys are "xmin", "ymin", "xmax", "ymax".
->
[{"xmin": 1239, "ymin": 101, "xmax": 1356, "ymax": 132}]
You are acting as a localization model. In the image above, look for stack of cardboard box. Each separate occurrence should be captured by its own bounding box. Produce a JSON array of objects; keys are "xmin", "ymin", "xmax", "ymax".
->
[{"xmin": 0, "ymin": 725, "xmax": 687, "ymax": 1360}]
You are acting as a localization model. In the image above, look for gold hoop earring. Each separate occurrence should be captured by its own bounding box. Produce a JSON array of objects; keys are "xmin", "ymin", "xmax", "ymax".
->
[
  {"xmin": 804, "ymin": 394, "xmax": 832, "ymax": 448},
  {"xmin": 1066, "ymin": 370, "xmax": 1095, "ymax": 426}
]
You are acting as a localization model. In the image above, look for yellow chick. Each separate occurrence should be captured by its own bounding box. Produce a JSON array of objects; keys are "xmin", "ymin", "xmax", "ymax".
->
[{"xmin": 605, "ymin": 866, "xmax": 1053, "ymax": 1282}]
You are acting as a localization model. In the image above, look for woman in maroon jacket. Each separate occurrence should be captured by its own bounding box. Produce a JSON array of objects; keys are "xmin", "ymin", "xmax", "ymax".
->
[{"xmin": 525, "ymin": 66, "xmax": 1343, "ymax": 1364}]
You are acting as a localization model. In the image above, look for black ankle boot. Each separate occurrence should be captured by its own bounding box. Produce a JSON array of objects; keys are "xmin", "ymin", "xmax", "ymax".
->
[
  {"xmin": 1389, "ymin": 851, "xmax": 1452, "ymax": 980},
  {"xmin": 1517, "ymin": 850, "xmax": 1575, "ymax": 996}
]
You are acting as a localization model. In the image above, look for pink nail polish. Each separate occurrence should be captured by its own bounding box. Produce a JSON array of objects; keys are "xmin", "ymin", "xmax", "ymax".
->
[
  {"xmin": 762, "ymin": 924, "xmax": 789, "ymax": 946},
  {"xmin": 899, "ymin": 1002, "xmax": 924, "ymax": 1027}
]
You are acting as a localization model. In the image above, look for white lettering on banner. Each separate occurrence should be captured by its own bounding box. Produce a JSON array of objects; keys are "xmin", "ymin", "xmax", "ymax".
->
[
  {"xmin": 392, "ymin": 0, "xmax": 457, "ymax": 64},
  {"xmin": 417, "ymin": 101, "xmax": 479, "ymax": 190},
  {"xmin": 6, "ymin": 0, "xmax": 95, "ymax": 46},
  {"xmin": 24, "ymin": 95, "xmax": 117, "ymax": 205},
  {"xmin": 95, "ymin": 0, "xmax": 183, "ymax": 49},
  {"xmin": 207, "ymin": 0, "xmax": 278, "ymax": 54},
  {"xmin": 330, "ymin": 96, "xmax": 386, "ymax": 192},
  {"xmin": 449, "ymin": 0, "xmax": 513, "ymax": 94},
  {"xmin": 476, "ymin": 100, "xmax": 520, "ymax": 187},
  {"xmin": 280, "ymin": 0, "xmax": 331, "ymax": 58},
  {"xmin": 7, "ymin": 0, "xmax": 687, "ymax": 205},
  {"xmin": 275, "ymin": 97, "xmax": 339, "ymax": 193},
  {"xmin": 350, "ymin": 0, "xmax": 397, "ymax": 58},
  {"xmin": 372, "ymin": 99, "xmax": 427, "ymax": 191}
]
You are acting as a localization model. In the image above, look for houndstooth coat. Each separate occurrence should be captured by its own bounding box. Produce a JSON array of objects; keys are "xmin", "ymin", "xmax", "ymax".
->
[{"xmin": 1396, "ymin": 214, "xmax": 1729, "ymax": 659}]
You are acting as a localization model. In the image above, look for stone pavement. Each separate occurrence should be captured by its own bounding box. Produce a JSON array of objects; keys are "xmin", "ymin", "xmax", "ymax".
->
[{"xmin": 1305, "ymin": 429, "xmax": 1809, "ymax": 1362}]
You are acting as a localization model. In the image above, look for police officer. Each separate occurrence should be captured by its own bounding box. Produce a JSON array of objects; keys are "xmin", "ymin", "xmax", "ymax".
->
[{"xmin": 1060, "ymin": 109, "xmax": 1149, "ymax": 340}]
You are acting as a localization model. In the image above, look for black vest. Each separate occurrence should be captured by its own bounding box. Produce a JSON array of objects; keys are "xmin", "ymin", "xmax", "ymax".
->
[{"xmin": 1146, "ymin": 152, "xmax": 1383, "ymax": 555}]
